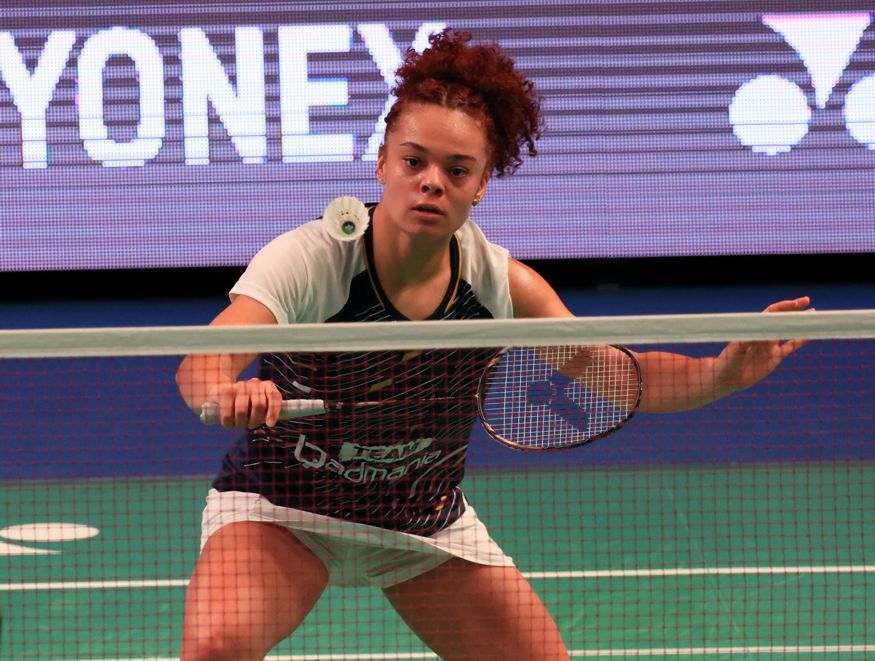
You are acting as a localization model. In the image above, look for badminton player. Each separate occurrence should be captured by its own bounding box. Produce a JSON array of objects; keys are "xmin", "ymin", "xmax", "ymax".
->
[{"xmin": 176, "ymin": 29, "xmax": 810, "ymax": 660}]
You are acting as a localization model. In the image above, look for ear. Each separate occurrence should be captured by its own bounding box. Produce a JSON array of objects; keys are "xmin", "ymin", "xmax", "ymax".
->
[
  {"xmin": 475, "ymin": 170, "xmax": 490, "ymax": 201},
  {"xmin": 376, "ymin": 145, "xmax": 386, "ymax": 183}
]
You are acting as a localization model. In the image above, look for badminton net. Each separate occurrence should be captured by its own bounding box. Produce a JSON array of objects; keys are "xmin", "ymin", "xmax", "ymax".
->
[{"xmin": 0, "ymin": 310, "xmax": 873, "ymax": 659}]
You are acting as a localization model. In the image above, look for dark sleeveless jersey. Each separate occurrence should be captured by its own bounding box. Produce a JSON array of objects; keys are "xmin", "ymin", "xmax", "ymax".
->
[{"xmin": 212, "ymin": 208, "xmax": 512, "ymax": 536}]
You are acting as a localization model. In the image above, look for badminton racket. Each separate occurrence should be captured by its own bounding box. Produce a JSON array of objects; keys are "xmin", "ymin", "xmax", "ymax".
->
[{"xmin": 200, "ymin": 344, "xmax": 642, "ymax": 451}]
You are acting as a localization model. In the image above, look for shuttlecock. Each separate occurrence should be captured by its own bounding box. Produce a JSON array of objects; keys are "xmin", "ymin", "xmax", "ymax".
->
[{"xmin": 322, "ymin": 196, "xmax": 369, "ymax": 241}]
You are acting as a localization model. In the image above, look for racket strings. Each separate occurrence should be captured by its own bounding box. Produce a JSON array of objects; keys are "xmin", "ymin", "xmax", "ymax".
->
[{"xmin": 480, "ymin": 345, "xmax": 641, "ymax": 450}]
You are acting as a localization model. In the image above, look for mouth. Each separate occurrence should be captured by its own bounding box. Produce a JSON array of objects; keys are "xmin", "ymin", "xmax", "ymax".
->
[{"xmin": 412, "ymin": 203, "xmax": 444, "ymax": 216}]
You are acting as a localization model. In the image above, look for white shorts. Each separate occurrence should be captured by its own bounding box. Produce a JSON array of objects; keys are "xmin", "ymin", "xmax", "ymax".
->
[{"xmin": 199, "ymin": 489, "xmax": 515, "ymax": 588}]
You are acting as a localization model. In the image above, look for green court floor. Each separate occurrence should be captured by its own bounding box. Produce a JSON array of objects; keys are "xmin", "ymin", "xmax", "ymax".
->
[{"xmin": 2, "ymin": 464, "xmax": 873, "ymax": 659}]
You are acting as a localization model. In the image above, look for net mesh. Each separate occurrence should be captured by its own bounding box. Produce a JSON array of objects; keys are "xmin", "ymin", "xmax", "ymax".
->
[{"xmin": 1, "ymin": 312, "xmax": 873, "ymax": 659}]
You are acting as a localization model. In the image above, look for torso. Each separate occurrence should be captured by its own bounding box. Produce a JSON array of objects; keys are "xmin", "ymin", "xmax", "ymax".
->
[{"xmin": 212, "ymin": 213, "xmax": 512, "ymax": 536}]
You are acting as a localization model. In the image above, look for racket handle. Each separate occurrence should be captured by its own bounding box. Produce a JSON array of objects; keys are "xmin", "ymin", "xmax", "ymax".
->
[{"xmin": 199, "ymin": 399, "xmax": 327, "ymax": 426}]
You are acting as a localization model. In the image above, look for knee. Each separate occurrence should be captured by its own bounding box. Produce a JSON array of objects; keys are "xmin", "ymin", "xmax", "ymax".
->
[{"xmin": 180, "ymin": 631, "xmax": 267, "ymax": 661}]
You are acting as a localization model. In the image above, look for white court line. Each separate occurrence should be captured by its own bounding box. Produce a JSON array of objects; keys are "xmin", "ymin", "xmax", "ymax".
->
[
  {"xmin": 8, "ymin": 568, "xmax": 870, "ymax": 659},
  {"xmin": 0, "ymin": 578, "xmax": 189, "ymax": 591},
  {"xmin": 527, "ymin": 565, "xmax": 875, "ymax": 578},
  {"xmin": 69, "ymin": 656, "xmax": 442, "ymax": 661},
  {"xmin": 66, "ymin": 645, "xmax": 875, "ymax": 660},
  {"xmin": 3, "ymin": 565, "xmax": 873, "ymax": 591},
  {"xmin": 568, "ymin": 646, "xmax": 875, "ymax": 657}
]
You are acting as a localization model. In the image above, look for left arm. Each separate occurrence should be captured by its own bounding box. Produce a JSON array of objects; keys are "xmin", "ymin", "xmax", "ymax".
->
[
  {"xmin": 633, "ymin": 298, "xmax": 809, "ymax": 412},
  {"xmin": 508, "ymin": 258, "xmax": 811, "ymax": 413}
]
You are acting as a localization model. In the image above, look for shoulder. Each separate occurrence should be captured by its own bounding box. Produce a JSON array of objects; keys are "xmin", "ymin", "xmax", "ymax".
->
[
  {"xmin": 454, "ymin": 220, "xmax": 512, "ymax": 318},
  {"xmin": 254, "ymin": 219, "xmax": 349, "ymax": 262},
  {"xmin": 245, "ymin": 218, "xmax": 366, "ymax": 277},
  {"xmin": 508, "ymin": 258, "xmax": 573, "ymax": 318},
  {"xmin": 455, "ymin": 220, "xmax": 510, "ymax": 273},
  {"xmin": 455, "ymin": 221, "xmax": 572, "ymax": 318},
  {"xmin": 231, "ymin": 219, "xmax": 365, "ymax": 323}
]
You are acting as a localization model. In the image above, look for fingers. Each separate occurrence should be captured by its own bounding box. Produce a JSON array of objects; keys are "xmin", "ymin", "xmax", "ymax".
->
[
  {"xmin": 742, "ymin": 336, "xmax": 806, "ymax": 361},
  {"xmin": 760, "ymin": 297, "xmax": 814, "ymax": 358},
  {"xmin": 763, "ymin": 296, "xmax": 811, "ymax": 313},
  {"xmin": 214, "ymin": 378, "xmax": 282, "ymax": 429},
  {"xmin": 762, "ymin": 297, "xmax": 813, "ymax": 358},
  {"xmin": 265, "ymin": 390, "xmax": 283, "ymax": 427},
  {"xmin": 233, "ymin": 381, "xmax": 263, "ymax": 428},
  {"xmin": 779, "ymin": 337, "xmax": 808, "ymax": 357}
]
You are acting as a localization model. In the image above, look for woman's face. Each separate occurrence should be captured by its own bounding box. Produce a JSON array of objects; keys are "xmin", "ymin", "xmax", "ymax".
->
[{"xmin": 376, "ymin": 102, "xmax": 491, "ymax": 241}]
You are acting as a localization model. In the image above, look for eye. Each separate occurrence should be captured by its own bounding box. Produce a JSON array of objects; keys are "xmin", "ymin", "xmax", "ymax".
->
[
  {"xmin": 450, "ymin": 166, "xmax": 469, "ymax": 178},
  {"xmin": 403, "ymin": 156, "xmax": 421, "ymax": 168}
]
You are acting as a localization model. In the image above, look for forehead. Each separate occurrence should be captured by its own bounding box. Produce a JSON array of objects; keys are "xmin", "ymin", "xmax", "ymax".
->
[{"xmin": 385, "ymin": 102, "xmax": 490, "ymax": 160}]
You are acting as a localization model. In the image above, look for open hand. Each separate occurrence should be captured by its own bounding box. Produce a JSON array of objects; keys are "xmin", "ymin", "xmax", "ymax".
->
[{"xmin": 714, "ymin": 297, "xmax": 813, "ymax": 394}]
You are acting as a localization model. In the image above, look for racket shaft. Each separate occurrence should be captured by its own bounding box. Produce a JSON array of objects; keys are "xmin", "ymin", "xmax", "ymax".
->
[{"xmin": 199, "ymin": 399, "xmax": 327, "ymax": 425}]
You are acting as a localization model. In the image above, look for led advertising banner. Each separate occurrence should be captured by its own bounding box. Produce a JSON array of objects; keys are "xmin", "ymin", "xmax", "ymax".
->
[{"xmin": 1, "ymin": 2, "xmax": 874, "ymax": 271}]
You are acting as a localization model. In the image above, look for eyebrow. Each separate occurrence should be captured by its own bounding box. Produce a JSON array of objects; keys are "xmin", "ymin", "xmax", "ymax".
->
[{"xmin": 399, "ymin": 141, "xmax": 478, "ymax": 162}]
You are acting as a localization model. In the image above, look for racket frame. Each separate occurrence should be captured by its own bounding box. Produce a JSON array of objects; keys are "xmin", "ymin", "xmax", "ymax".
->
[{"xmin": 475, "ymin": 344, "xmax": 643, "ymax": 451}]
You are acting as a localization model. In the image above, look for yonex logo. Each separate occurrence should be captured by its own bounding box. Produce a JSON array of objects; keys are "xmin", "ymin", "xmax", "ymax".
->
[
  {"xmin": 729, "ymin": 13, "xmax": 874, "ymax": 155},
  {"xmin": 0, "ymin": 22, "xmax": 445, "ymax": 169}
]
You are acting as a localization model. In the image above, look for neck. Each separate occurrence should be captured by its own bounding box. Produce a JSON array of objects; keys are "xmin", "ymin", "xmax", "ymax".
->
[{"xmin": 371, "ymin": 205, "xmax": 452, "ymax": 286}]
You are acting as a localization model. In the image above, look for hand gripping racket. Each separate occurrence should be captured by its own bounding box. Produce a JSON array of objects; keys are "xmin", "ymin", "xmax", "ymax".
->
[{"xmin": 200, "ymin": 344, "xmax": 642, "ymax": 451}]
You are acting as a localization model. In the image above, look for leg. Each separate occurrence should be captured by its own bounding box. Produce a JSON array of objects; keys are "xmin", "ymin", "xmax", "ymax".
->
[
  {"xmin": 180, "ymin": 521, "xmax": 329, "ymax": 661},
  {"xmin": 383, "ymin": 557, "xmax": 569, "ymax": 661}
]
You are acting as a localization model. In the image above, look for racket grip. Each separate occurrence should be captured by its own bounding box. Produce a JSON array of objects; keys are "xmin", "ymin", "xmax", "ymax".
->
[{"xmin": 199, "ymin": 399, "xmax": 327, "ymax": 426}]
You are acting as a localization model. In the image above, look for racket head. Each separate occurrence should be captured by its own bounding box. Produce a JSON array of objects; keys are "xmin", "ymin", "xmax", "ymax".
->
[{"xmin": 477, "ymin": 344, "xmax": 642, "ymax": 451}]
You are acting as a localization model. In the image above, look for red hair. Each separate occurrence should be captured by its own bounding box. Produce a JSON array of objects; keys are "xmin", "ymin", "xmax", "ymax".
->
[{"xmin": 385, "ymin": 30, "xmax": 542, "ymax": 177}]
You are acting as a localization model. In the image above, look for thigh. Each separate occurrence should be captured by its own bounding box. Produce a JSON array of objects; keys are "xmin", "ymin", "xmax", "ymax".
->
[
  {"xmin": 382, "ymin": 557, "xmax": 569, "ymax": 661},
  {"xmin": 180, "ymin": 521, "xmax": 329, "ymax": 661}
]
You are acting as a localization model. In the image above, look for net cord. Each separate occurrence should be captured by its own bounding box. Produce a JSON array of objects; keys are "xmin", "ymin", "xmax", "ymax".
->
[{"xmin": 0, "ymin": 309, "xmax": 873, "ymax": 358}]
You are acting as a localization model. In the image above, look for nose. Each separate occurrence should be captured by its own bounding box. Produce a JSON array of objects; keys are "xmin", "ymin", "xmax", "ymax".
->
[{"xmin": 420, "ymin": 165, "xmax": 444, "ymax": 196}]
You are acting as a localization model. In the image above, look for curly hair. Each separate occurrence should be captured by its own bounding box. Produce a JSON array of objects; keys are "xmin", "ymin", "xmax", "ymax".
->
[{"xmin": 385, "ymin": 30, "xmax": 542, "ymax": 177}]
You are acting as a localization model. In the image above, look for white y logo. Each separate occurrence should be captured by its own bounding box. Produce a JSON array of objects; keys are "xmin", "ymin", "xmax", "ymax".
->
[{"xmin": 729, "ymin": 13, "xmax": 873, "ymax": 154}]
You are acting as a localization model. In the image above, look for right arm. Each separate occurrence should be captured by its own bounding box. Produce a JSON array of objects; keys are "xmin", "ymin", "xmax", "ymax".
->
[
  {"xmin": 508, "ymin": 259, "xmax": 810, "ymax": 412},
  {"xmin": 175, "ymin": 294, "xmax": 283, "ymax": 428}
]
